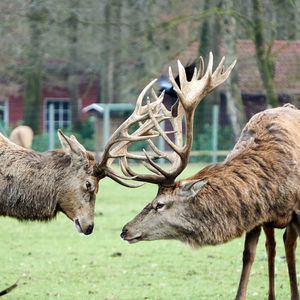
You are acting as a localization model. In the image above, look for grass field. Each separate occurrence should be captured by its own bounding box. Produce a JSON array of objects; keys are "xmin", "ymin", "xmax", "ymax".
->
[{"xmin": 0, "ymin": 164, "xmax": 298, "ymax": 299}]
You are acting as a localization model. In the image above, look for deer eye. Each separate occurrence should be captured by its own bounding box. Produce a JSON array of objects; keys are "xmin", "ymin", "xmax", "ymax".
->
[
  {"xmin": 156, "ymin": 202, "xmax": 165, "ymax": 210},
  {"xmin": 85, "ymin": 181, "xmax": 92, "ymax": 191}
]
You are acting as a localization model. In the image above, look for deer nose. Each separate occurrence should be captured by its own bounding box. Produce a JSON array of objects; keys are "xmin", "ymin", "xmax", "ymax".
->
[
  {"xmin": 120, "ymin": 229, "xmax": 128, "ymax": 239},
  {"xmin": 85, "ymin": 224, "xmax": 94, "ymax": 235}
]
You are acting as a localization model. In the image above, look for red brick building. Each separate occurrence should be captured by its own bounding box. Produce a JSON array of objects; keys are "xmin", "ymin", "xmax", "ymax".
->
[{"xmin": 0, "ymin": 60, "xmax": 99, "ymax": 131}]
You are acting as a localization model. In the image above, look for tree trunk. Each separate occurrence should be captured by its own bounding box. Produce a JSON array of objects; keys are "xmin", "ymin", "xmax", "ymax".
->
[
  {"xmin": 68, "ymin": 0, "xmax": 81, "ymax": 131},
  {"xmin": 220, "ymin": 0, "xmax": 246, "ymax": 140},
  {"xmin": 252, "ymin": 0, "xmax": 278, "ymax": 107},
  {"xmin": 23, "ymin": 0, "xmax": 45, "ymax": 134},
  {"xmin": 101, "ymin": 1, "xmax": 122, "ymax": 104},
  {"xmin": 294, "ymin": 0, "xmax": 300, "ymax": 40},
  {"xmin": 196, "ymin": 0, "xmax": 222, "ymax": 139}
]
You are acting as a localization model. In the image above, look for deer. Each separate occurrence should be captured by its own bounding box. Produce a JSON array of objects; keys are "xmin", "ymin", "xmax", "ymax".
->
[
  {"xmin": 92, "ymin": 53, "xmax": 300, "ymax": 300},
  {"xmin": 0, "ymin": 129, "xmax": 99, "ymax": 296},
  {"xmin": 9, "ymin": 125, "xmax": 34, "ymax": 149},
  {"xmin": 0, "ymin": 129, "xmax": 98, "ymax": 235}
]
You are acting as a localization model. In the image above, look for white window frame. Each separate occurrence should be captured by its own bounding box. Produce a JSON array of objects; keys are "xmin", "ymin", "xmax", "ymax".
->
[{"xmin": 44, "ymin": 98, "xmax": 71, "ymax": 131}]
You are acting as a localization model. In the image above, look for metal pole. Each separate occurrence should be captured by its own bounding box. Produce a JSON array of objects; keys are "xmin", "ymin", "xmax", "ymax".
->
[
  {"xmin": 212, "ymin": 105, "xmax": 219, "ymax": 163},
  {"xmin": 103, "ymin": 104, "xmax": 110, "ymax": 149},
  {"xmin": 49, "ymin": 104, "xmax": 55, "ymax": 150}
]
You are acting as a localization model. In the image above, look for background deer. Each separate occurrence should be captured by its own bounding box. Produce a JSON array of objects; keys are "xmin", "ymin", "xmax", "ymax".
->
[
  {"xmin": 9, "ymin": 125, "xmax": 34, "ymax": 149},
  {"xmin": 94, "ymin": 53, "xmax": 300, "ymax": 300},
  {"xmin": 0, "ymin": 129, "xmax": 98, "ymax": 235}
]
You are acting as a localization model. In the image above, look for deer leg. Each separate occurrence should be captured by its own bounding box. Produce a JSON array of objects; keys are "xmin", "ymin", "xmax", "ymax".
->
[
  {"xmin": 284, "ymin": 220, "xmax": 299, "ymax": 300},
  {"xmin": 263, "ymin": 225, "xmax": 276, "ymax": 300},
  {"xmin": 235, "ymin": 226, "xmax": 261, "ymax": 300}
]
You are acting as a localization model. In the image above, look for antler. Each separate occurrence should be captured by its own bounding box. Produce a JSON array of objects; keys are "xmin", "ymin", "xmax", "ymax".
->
[{"xmin": 93, "ymin": 52, "xmax": 236, "ymax": 187}]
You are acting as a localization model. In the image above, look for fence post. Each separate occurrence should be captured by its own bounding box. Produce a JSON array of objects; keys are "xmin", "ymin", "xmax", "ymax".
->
[
  {"xmin": 212, "ymin": 105, "xmax": 219, "ymax": 163},
  {"xmin": 103, "ymin": 104, "xmax": 110, "ymax": 149},
  {"xmin": 49, "ymin": 104, "xmax": 55, "ymax": 150}
]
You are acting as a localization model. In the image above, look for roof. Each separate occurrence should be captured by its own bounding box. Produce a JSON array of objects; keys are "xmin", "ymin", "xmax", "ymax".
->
[
  {"xmin": 82, "ymin": 103, "xmax": 135, "ymax": 115},
  {"xmin": 163, "ymin": 40, "xmax": 300, "ymax": 94},
  {"xmin": 82, "ymin": 103, "xmax": 104, "ymax": 114}
]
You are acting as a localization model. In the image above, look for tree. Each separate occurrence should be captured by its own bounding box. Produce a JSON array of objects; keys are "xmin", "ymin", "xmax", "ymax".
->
[
  {"xmin": 23, "ymin": 0, "xmax": 47, "ymax": 134},
  {"xmin": 101, "ymin": 1, "xmax": 122, "ymax": 104},
  {"xmin": 220, "ymin": 0, "xmax": 246, "ymax": 140},
  {"xmin": 252, "ymin": 0, "xmax": 277, "ymax": 107},
  {"xmin": 67, "ymin": 0, "xmax": 81, "ymax": 131}
]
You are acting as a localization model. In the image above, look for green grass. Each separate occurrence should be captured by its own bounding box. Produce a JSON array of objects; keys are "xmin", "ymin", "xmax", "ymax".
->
[{"xmin": 0, "ymin": 164, "xmax": 298, "ymax": 299}]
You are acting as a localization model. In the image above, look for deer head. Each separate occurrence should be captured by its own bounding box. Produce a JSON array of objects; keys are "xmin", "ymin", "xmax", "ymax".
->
[
  {"xmin": 92, "ymin": 52, "xmax": 236, "ymax": 243},
  {"xmin": 57, "ymin": 130, "xmax": 98, "ymax": 235}
]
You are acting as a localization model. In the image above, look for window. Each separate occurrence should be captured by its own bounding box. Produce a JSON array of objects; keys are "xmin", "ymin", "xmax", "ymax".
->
[{"xmin": 45, "ymin": 99, "xmax": 71, "ymax": 131}]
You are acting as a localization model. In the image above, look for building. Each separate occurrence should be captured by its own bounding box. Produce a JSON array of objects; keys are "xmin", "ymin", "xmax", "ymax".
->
[{"xmin": 0, "ymin": 59, "xmax": 99, "ymax": 131}]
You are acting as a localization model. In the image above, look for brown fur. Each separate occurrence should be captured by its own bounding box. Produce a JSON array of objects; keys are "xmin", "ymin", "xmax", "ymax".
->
[
  {"xmin": 122, "ymin": 104, "xmax": 300, "ymax": 299},
  {"xmin": 0, "ymin": 131, "xmax": 99, "ymax": 235}
]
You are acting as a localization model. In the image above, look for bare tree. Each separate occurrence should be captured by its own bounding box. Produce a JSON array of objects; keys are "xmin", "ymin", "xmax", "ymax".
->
[
  {"xmin": 252, "ymin": 0, "xmax": 277, "ymax": 107},
  {"xmin": 220, "ymin": 0, "xmax": 246, "ymax": 140},
  {"xmin": 23, "ymin": 0, "xmax": 47, "ymax": 134},
  {"xmin": 67, "ymin": 0, "xmax": 81, "ymax": 131}
]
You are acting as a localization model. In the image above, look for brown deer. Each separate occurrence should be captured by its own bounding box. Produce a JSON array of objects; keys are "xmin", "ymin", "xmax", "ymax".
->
[
  {"xmin": 9, "ymin": 125, "xmax": 34, "ymax": 149},
  {"xmin": 93, "ymin": 53, "xmax": 300, "ymax": 300},
  {"xmin": 0, "ymin": 129, "xmax": 98, "ymax": 235}
]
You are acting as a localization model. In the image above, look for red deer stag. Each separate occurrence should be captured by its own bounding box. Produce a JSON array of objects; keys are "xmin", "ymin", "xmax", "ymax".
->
[
  {"xmin": 93, "ymin": 53, "xmax": 300, "ymax": 300},
  {"xmin": 9, "ymin": 125, "xmax": 33, "ymax": 149},
  {"xmin": 0, "ymin": 129, "xmax": 98, "ymax": 235}
]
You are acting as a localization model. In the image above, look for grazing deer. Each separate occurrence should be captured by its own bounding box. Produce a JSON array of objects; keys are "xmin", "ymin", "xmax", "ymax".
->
[
  {"xmin": 0, "ymin": 129, "xmax": 98, "ymax": 235},
  {"xmin": 9, "ymin": 125, "xmax": 33, "ymax": 149},
  {"xmin": 93, "ymin": 53, "xmax": 300, "ymax": 300}
]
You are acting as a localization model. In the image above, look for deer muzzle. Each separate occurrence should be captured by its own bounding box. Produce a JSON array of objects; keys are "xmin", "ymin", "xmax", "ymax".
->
[
  {"xmin": 120, "ymin": 226, "xmax": 142, "ymax": 243},
  {"xmin": 74, "ymin": 217, "xmax": 94, "ymax": 235}
]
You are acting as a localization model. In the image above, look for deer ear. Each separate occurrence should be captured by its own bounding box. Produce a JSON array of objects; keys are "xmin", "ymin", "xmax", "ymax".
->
[
  {"xmin": 57, "ymin": 130, "xmax": 87, "ymax": 160},
  {"xmin": 178, "ymin": 179, "xmax": 208, "ymax": 198}
]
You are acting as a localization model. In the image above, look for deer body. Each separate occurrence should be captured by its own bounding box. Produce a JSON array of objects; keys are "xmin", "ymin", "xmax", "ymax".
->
[
  {"xmin": 0, "ymin": 131, "xmax": 99, "ymax": 235},
  {"xmin": 96, "ymin": 53, "xmax": 299, "ymax": 299}
]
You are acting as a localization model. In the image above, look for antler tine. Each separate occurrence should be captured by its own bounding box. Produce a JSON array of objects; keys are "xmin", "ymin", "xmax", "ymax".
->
[
  {"xmin": 135, "ymin": 79, "xmax": 157, "ymax": 114},
  {"xmin": 151, "ymin": 88, "xmax": 165, "ymax": 102},
  {"xmin": 169, "ymin": 65, "xmax": 183, "ymax": 104},
  {"xmin": 141, "ymin": 160, "xmax": 163, "ymax": 176},
  {"xmin": 197, "ymin": 56, "xmax": 205, "ymax": 79},
  {"xmin": 146, "ymin": 139, "xmax": 168, "ymax": 159},
  {"xmin": 205, "ymin": 51, "xmax": 214, "ymax": 78},
  {"xmin": 121, "ymin": 154, "xmax": 166, "ymax": 184},
  {"xmin": 106, "ymin": 171, "xmax": 144, "ymax": 188},
  {"xmin": 191, "ymin": 67, "xmax": 198, "ymax": 81},
  {"xmin": 142, "ymin": 149, "xmax": 170, "ymax": 178},
  {"xmin": 177, "ymin": 59, "xmax": 188, "ymax": 88},
  {"xmin": 214, "ymin": 56, "xmax": 225, "ymax": 73}
]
